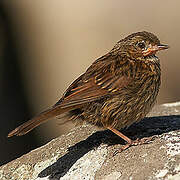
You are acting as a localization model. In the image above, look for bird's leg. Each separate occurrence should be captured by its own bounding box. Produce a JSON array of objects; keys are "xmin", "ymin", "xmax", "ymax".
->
[{"xmin": 107, "ymin": 127, "xmax": 153, "ymax": 155}]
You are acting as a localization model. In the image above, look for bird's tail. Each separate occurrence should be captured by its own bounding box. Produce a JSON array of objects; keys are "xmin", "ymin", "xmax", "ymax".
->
[{"xmin": 8, "ymin": 105, "xmax": 73, "ymax": 137}]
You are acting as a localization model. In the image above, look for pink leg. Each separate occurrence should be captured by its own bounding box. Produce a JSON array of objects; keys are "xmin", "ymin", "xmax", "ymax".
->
[{"xmin": 107, "ymin": 127, "xmax": 153, "ymax": 155}]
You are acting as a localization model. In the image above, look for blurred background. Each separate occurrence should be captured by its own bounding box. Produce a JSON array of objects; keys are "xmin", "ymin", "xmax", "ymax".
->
[{"xmin": 0, "ymin": 1, "xmax": 179, "ymax": 165}]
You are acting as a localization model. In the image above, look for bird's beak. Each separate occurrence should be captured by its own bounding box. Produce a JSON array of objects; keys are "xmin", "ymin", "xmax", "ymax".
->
[
  {"xmin": 157, "ymin": 44, "xmax": 169, "ymax": 51},
  {"xmin": 143, "ymin": 44, "xmax": 169, "ymax": 56}
]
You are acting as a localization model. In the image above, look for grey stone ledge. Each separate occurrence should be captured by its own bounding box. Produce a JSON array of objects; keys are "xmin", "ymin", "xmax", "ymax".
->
[{"xmin": 0, "ymin": 102, "xmax": 180, "ymax": 180}]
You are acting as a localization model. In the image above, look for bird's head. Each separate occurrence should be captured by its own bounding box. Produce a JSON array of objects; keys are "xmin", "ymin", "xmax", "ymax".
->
[{"xmin": 115, "ymin": 31, "xmax": 169, "ymax": 60}]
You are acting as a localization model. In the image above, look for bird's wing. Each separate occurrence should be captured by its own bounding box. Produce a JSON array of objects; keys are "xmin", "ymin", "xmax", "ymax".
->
[
  {"xmin": 8, "ymin": 54, "xmax": 131, "ymax": 137},
  {"xmin": 55, "ymin": 56, "xmax": 131, "ymax": 108}
]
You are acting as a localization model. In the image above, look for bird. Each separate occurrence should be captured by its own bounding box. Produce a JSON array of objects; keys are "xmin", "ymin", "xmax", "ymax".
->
[{"xmin": 8, "ymin": 31, "xmax": 169, "ymax": 152}]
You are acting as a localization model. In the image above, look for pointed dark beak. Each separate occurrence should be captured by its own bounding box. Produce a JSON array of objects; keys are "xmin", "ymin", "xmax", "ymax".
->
[
  {"xmin": 157, "ymin": 44, "xmax": 169, "ymax": 51},
  {"xmin": 143, "ymin": 44, "xmax": 169, "ymax": 56}
]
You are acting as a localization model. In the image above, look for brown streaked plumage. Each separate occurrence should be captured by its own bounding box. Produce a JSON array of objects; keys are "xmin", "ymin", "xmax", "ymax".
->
[{"xmin": 8, "ymin": 31, "xmax": 169, "ymax": 152}]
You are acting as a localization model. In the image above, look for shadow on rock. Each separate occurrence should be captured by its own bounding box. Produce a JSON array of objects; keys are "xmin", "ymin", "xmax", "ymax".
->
[{"xmin": 38, "ymin": 115, "xmax": 180, "ymax": 179}]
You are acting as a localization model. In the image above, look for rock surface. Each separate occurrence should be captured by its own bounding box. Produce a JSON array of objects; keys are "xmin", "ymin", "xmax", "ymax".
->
[{"xmin": 0, "ymin": 102, "xmax": 180, "ymax": 180}]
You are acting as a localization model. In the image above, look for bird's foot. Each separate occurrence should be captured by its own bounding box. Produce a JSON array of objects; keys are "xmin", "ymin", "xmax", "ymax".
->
[{"xmin": 113, "ymin": 136, "xmax": 154, "ymax": 156}]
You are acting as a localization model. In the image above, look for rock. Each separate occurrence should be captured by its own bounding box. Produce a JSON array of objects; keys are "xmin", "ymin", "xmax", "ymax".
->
[{"xmin": 0, "ymin": 102, "xmax": 180, "ymax": 180}]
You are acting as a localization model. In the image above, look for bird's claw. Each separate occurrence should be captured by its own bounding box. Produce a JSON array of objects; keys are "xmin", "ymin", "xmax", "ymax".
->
[{"xmin": 112, "ymin": 136, "xmax": 154, "ymax": 156}]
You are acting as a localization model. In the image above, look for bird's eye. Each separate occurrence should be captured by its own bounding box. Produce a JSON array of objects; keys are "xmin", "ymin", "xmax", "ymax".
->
[{"xmin": 137, "ymin": 42, "xmax": 145, "ymax": 49}]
